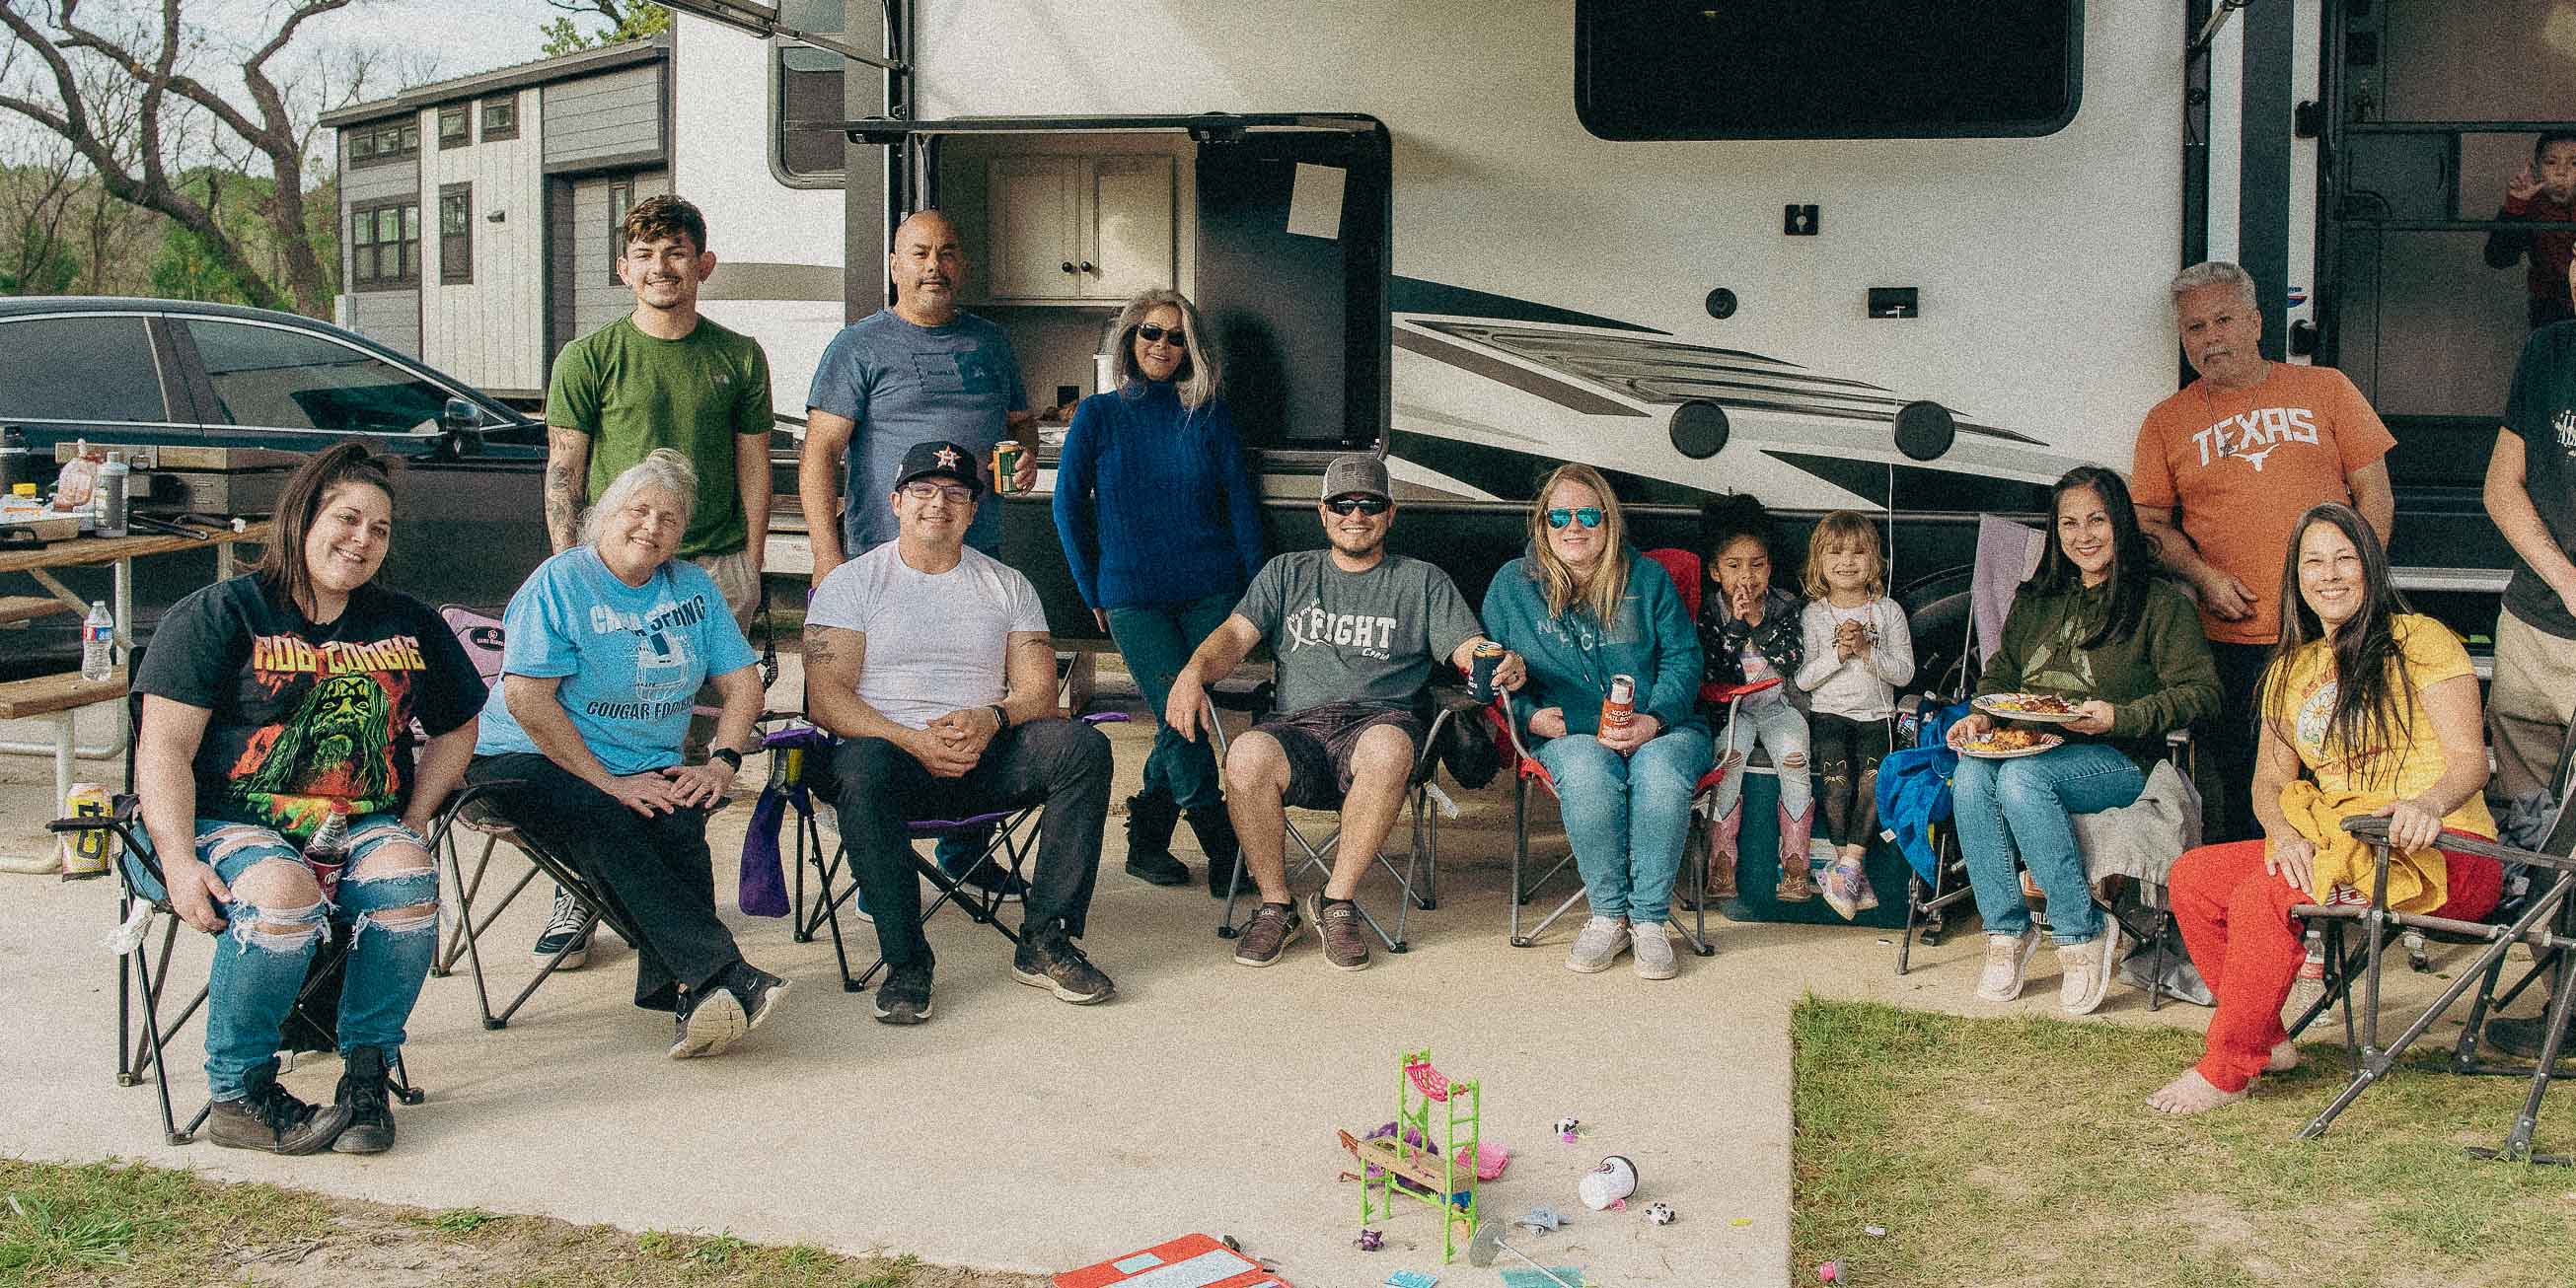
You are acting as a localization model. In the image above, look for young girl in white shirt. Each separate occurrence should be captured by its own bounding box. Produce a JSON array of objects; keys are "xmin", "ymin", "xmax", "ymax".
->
[{"xmin": 1795, "ymin": 512, "xmax": 1915, "ymax": 920}]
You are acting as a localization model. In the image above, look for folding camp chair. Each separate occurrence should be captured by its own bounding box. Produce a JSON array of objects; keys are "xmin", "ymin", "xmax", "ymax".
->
[
  {"xmin": 2290, "ymin": 804, "xmax": 2576, "ymax": 1164},
  {"xmin": 56, "ymin": 686, "xmax": 422, "ymax": 1145},
  {"xmin": 1890, "ymin": 515, "xmax": 2199, "ymax": 1008},
  {"xmin": 1488, "ymin": 688, "xmax": 1724, "ymax": 956},
  {"xmin": 772, "ymin": 713, "xmax": 1130, "ymax": 992},
  {"xmin": 1208, "ymin": 695, "xmax": 1456, "ymax": 955}
]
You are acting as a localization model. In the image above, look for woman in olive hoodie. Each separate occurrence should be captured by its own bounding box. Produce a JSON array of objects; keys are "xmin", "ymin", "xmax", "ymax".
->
[
  {"xmin": 1482, "ymin": 465, "xmax": 1710, "ymax": 979},
  {"xmin": 1949, "ymin": 465, "xmax": 2220, "ymax": 1015}
]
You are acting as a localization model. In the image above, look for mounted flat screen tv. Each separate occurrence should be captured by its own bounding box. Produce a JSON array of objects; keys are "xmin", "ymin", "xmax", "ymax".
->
[{"xmin": 1576, "ymin": 0, "xmax": 2084, "ymax": 140}]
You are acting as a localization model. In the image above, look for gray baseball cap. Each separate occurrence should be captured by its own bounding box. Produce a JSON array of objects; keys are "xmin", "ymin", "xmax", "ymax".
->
[{"xmin": 1320, "ymin": 453, "xmax": 1391, "ymax": 502}]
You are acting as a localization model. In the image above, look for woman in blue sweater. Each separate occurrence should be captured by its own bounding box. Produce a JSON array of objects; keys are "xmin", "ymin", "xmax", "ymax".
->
[
  {"xmin": 1053, "ymin": 289, "xmax": 1266, "ymax": 894},
  {"xmin": 1483, "ymin": 465, "xmax": 1711, "ymax": 978}
]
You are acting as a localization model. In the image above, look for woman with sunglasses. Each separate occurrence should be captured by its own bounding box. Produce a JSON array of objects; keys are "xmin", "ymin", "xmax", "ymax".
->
[
  {"xmin": 1481, "ymin": 465, "xmax": 1711, "ymax": 978},
  {"xmin": 1053, "ymin": 289, "xmax": 1265, "ymax": 894}
]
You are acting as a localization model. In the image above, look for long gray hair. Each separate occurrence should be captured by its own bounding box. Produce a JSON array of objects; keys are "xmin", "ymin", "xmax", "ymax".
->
[
  {"xmin": 580, "ymin": 448, "xmax": 699, "ymax": 549},
  {"xmin": 1110, "ymin": 288, "xmax": 1221, "ymax": 410}
]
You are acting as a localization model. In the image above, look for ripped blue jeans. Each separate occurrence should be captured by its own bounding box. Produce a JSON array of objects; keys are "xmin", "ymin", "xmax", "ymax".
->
[{"xmin": 126, "ymin": 815, "xmax": 439, "ymax": 1101}]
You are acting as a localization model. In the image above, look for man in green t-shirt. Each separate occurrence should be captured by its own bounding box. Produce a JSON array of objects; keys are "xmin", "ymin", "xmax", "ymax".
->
[
  {"xmin": 535, "ymin": 193, "xmax": 773, "ymax": 968},
  {"xmin": 545, "ymin": 194, "xmax": 773, "ymax": 628}
]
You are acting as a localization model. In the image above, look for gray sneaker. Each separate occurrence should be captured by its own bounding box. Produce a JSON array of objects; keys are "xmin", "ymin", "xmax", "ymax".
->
[
  {"xmin": 1566, "ymin": 915, "xmax": 1630, "ymax": 973},
  {"xmin": 1232, "ymin": 901, "xmax": 1301, "ymax": 967},
  {"xmin": 1631, "ymin": 920, "xmax": 1679, "ymax": 979}
]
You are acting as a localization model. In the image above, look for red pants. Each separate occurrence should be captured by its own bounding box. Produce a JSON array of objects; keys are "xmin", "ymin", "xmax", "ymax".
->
[{"xmin": 2169, "ymin": 837, "xmax": 2502, "ymax": 1092}]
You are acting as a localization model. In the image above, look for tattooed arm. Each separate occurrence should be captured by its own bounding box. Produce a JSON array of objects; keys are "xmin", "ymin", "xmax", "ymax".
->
[{"xmin": 544, "ymin": 426, "xmax": 590, "ymax": 554}]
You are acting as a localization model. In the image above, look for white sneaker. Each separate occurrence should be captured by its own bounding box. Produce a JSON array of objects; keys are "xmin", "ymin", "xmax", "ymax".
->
[
  {"xmin": 1975, "ymin": 925, "xmax": 2041, "ymax": 1001},
  {"xmin": 1631, "ymin": 921, "xmax": 1679, "ymax": 979},
  {"xmin": 1566, "ymin": 915, "xmax": 1630, "ymax": 973},
  {"xmin": 2058, "ymin": 923, "xmax": 2123, "ymax": 1016},
  {"xmin": 532, "ymin": 887, "xmax": 590, "ymax": 970}
]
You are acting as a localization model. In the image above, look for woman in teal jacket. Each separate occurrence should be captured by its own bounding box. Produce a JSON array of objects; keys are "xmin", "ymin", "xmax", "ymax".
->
[{"xmin": 1482, "ymin": 465, "xmax": 1710, "ymax": 979}]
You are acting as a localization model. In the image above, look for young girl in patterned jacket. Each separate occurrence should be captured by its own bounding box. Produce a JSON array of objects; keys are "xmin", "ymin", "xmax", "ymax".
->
[{"xmin": 1697, "ymin": 497, "xmax": 1816, "ymax": 901}]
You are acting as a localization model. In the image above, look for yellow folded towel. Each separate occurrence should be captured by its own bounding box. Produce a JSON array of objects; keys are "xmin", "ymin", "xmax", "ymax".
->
[{"xmin": 2276, "ymin": 780, "xmax": 2447, "ymax": 914}]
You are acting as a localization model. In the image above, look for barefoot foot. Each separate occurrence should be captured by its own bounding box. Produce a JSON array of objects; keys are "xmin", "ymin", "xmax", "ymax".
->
[
  {"xmin": 2146, "ymin": 1068, "xmax": 2249, "ymax": 1115},
  {"xmin": 2266, "ymin": 1040, "xmax": 2301, "ymax": 1074}
]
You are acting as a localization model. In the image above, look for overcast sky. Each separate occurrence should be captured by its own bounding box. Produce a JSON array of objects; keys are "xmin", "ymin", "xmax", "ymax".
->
[{"xmin": 274, "ymin": 0, "xmax": 585, "ymax": 88}]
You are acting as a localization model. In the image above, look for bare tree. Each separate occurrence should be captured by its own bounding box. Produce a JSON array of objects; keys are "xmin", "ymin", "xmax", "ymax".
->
[{"xmin": 0, "ymin": 1, "xmax": 402, "ymax": 316}]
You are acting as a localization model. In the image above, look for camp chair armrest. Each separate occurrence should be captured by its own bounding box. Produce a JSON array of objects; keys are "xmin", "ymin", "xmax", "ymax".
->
[
  {"xmin": 2337, "ymin": 813, "xmax": 2576, "ymax": 875},
  {"xmin": 48, "ymin": 792, "xmax": 138, "ymax": 832}
]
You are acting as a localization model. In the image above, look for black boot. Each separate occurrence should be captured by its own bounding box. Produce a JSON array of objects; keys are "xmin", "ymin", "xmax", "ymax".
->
[
  {"xmin": 331, "ymin": 1045, "xmax": 398, "ymax": 1154},
  {"xmin": 208, "ymin": 1061, "xmax": 350, "ymax": 1156},
  {"xmin": 1123, "ymin": 789, "xmax": 1189, "ymax": 886},
  {"xmin": 1186, "ymin": 803, "xmax": 1239, "ymax": 898}
]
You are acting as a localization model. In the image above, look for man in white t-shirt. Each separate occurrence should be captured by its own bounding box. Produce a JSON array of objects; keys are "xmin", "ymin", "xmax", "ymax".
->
[{"xmin": 803, "ymin": 440, "xmax": 1115, "ymax": 1026}]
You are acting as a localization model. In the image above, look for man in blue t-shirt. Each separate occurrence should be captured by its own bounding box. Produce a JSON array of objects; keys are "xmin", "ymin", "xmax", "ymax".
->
[{"xmin": 799, "ymin": 210, "xmax": 1035, "ymax": 577}]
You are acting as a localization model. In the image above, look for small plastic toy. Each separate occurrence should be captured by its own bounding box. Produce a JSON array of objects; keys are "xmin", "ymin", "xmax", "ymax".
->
[
  {"xmin": 1576, "ymin": 1155, "xmax": 1638, "ymax": 1211},
  {"xmin": 1338, "ymin": 1049, "xmax": 1483, "ymax": 1264},
  {"xmin": 1553, "ymin": 1115, "xmax": 1582, "ymax": 1141},
  {"xmin": 1385, "ymin": 1273, "xmax": 1439, "ymax": 1288},
  {"xmin": 1357, "ymin": 1228, "xmax": 1384, "ymax": 1251},
  {"xmin": 1645, "ymin": 1202, "xmax": 1676, "ymax": 1226},
  {"xmin": 1515, "ymin": 1206, "xmax": 1567, "ymax": 1234},
  {"xmin": 1817, "ymin": 1259, "xmax": 1845, "ymax": 1282}
]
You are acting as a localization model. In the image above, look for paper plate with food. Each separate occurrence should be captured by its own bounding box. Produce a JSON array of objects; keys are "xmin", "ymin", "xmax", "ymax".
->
[
  {"xmin": 1951, "ymin": 725, "xmax": 2066, "ymax": 759},
  {"xmin": 1971, "ymin": 692, "xmax": 2086, "ymax": 724}
]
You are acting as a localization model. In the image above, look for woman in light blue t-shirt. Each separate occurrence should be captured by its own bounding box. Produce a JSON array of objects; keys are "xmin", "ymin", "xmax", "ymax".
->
[{"xmin": 465, "ymin": 450, "xmax": 785, "ymax": 1060}]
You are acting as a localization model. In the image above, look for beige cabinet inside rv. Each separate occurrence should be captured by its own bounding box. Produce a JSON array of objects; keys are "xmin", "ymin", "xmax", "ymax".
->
[{"xmin": 982, "ymin": 155, "xmax": 1174, "ymax": 304}]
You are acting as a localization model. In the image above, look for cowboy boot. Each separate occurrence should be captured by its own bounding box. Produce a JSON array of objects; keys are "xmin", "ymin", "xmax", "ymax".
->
[
  {"xmin": 1704, "ymin": 801, "xmax": 1743, "ymax": 900},
  {"xmin": 1185, "ymin": 803, "xmax": 1239, "ymax": 898},
  {"xmin": 1123, "ymin": 788, "xmax": 1189, "ymax": 886},
  {"xmin": 1774, "ymin": 799, "xmax": 1819, "ymax": 902}
]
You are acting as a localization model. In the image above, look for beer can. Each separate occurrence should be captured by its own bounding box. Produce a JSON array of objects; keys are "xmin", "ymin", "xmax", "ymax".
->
[
  {"xmin": 993, "ymin": 442, "xmax": 1026, "ymax": 495},
  {"xmin": 60, "ymin": 781, "xmax": 113, "ymax": 879},
  {"xmin": 1468, "ymin": 641, "xmax": 1505, "ymax": 700},
  {"xmin": 1600, "ymin": 674, "xmax": 1637, "ymax": 730}
]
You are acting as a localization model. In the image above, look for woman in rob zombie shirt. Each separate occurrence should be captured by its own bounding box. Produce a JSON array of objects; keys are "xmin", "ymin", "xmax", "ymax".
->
[{"xmin": 132, "ymin": 443, "xmax": 485, "ymax": 1158}]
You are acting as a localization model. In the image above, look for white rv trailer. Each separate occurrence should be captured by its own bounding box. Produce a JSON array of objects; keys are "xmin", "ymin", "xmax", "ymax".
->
[{"xmin": 654, "ymin": 0, "xmax": 2531, "ymax": 656}]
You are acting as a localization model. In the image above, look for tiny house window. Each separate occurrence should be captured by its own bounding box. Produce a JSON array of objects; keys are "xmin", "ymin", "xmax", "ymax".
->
[
  {"xmin": 439, "ymin": 184, "xmax": 474, "ymax": 285},
  {"xmin": 351, "ymin": 199, "xmax": 421, "ymax": 289},
  {"xmin": 438, "ymin": 106, "xmax": 470, "ymax": 148},
  {"xmin": 1574, "ymin": 0, "xmax": 2083, "ymax": 140},
  {"xmin": 345, "ymin": 118, "xmax": 418, "ymax": 167},
  {"xmin": 480, "ymin": 94, "xmax": 520, "ymax": 142},
  {"xmin": 605, "ymin": 180, "xmax": 633, "ymax": 285}
]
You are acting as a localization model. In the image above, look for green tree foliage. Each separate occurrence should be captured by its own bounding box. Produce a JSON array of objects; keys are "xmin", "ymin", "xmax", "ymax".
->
[
  {"xmin": 540, "ymin": 2, "xmax": 672, "ymax": 58},
  {"xmin": 0, "ymin": 220, "xmax": 80, "ymax": 295}
]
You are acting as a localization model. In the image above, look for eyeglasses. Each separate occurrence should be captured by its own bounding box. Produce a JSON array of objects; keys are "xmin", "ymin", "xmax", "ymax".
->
[
  {"xmin": 1325, "ymin": 495, "xmax": 1390, "ymax": 517},
  {"xmin": 1137, "ymin": 322, "xmax": 1185, "ymax": 345},
  {"xmin": 1546, "ymin": 507, "xmax": 1605, "ymax": 530},
  {"xmin": 902, "ymin": 481, "xmax": 976, "ymax": 505}
]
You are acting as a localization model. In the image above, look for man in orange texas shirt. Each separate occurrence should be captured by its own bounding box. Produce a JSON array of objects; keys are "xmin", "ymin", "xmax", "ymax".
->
[{"xmin": 2132, "ymin": 260, "xmax": 2397, "ymax": 843}]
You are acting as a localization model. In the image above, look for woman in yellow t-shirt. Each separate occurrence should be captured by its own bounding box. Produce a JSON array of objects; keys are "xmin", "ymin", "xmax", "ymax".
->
[{"xmin": 2149, "ymin": 504, "xmax": 2501, "ymax": 1114}]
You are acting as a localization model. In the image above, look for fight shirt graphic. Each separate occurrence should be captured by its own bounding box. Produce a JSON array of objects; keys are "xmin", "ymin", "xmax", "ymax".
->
[
  {"xmin": 1284, "ymin": 598, "xmax": 1398, "ymax": 661},
  {"xmin": 2191, "ymin": 405, "xmax": 2319, "ymax": 473}
]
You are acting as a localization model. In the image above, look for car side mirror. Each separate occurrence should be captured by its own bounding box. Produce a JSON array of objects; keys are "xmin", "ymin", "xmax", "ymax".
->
[{"xmin": 438, "ymin": 397, "xmax": 484, "ymax": 458}]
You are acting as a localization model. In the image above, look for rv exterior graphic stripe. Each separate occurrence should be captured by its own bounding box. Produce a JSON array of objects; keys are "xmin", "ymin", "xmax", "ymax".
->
[{"xmin": 1391, "ymin": 327, "xmax": 1647, "ymax": 417}]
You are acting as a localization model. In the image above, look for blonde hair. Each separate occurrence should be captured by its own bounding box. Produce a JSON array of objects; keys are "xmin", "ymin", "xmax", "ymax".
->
[
  {"xmin": 1802, "ymin": 510, "xmax": 1885, "ymax": 601},
  {"xmin": 1525, "ymin": 464, "xmax": 1630, "ymax": 628},
  {"xmin": 1110, "ymin": 289, "xmax": 1221, "ymax": 410}
]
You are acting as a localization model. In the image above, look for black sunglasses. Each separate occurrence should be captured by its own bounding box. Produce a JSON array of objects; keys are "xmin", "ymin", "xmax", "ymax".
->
[
  {"xmin": 1325, "ymin": 495, "xmax": 1391, "ymax": 517},
  {"xmin": 1137, "ymin": 322, "xmax": 1185, "ymax": 344}
]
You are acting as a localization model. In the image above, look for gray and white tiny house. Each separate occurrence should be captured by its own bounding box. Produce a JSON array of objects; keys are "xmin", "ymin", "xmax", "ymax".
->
[{"xmin": 326, "ymin": 37, "xmax": 673, "ymax": 402}]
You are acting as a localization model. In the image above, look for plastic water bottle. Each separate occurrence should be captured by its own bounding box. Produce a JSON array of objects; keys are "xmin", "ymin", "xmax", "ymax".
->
[{"xmin": 80, "ymin": 601, "xmax": 113, "ymax": 680}]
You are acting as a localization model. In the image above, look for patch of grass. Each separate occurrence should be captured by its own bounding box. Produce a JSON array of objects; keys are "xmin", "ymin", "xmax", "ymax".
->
[
  {"xmin": 0, "ymin": 1157, "xmax": 1039, "ymax": 1287},
  {"xmin": 1791, "ymin": 998, "xmax": 2576, "ymax": 1288}
]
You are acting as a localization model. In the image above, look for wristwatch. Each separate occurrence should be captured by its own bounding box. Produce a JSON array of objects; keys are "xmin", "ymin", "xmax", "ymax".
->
[
  {"xmin": 988, "ymin": 703, "xmax": 1011, "ymax": 733},
  {"xmin": 709, "ymin": 747, "xmax": 743, "ymax": 772}
]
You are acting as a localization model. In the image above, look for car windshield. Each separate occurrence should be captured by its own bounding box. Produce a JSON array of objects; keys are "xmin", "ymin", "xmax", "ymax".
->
[{"xmin": 184, "ymin": 319, "xmax": 457, "ymax": 434}]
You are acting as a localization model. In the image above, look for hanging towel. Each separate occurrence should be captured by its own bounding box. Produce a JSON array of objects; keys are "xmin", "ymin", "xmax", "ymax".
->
[
  {"xmin": 2278, "ymin": 779, "xmax": 2447, "ymax": 914},
  {"xmin": 1877, "ymin": 698, "xmax": 1971, "ymax": 883}
]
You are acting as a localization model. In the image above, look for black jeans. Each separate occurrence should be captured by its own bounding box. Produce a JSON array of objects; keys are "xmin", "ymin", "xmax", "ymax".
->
[
  {"xmin": 467, "ymin": 752, "xmax": 745, "ymax": 1012},
  {"xmin": 819, "ymin": 718, "xmax": 1113, "ymax": 969},
  {"xmin": 1809, "ymin": 712, "xmax": 1890, "ymax": 848},
  {"xmin": 2201, "ymin": 641, "xmax": 2273, "ymax": 844}
]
